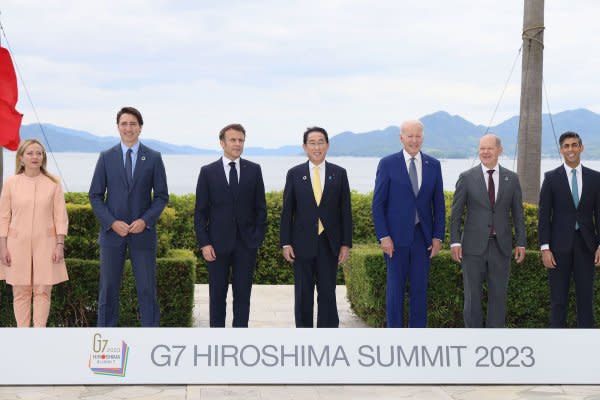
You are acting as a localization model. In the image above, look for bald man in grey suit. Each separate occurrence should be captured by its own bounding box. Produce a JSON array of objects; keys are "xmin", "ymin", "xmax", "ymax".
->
[{"xmin": 450, "ymin": 134, "xmax": 526, "ymax": 328}]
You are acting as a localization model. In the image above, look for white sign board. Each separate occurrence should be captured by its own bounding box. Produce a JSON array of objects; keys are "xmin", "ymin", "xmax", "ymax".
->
[{"xmin": 1, "ymin": 328, "xmax": 598, "ymax": 384}]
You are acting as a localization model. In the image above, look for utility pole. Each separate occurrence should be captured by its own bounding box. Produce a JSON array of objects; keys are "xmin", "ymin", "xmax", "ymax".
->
[{"xmin": 517, "ymin": 0, "xmax": 544, "ymax": 204}]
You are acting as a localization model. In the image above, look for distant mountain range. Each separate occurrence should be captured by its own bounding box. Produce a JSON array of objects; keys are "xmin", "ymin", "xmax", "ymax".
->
[{"xmin": 18, "ymin": 108, "xmax": 600, "ymax": 158}]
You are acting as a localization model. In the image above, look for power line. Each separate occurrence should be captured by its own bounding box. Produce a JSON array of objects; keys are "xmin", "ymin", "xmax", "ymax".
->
[
  {"xmin": 542, "ymin": 77, "xmax": 560, "ymax": 157},
  {"xmin": 471, "ymin": 46, "xmax": 523, "ymax": 168}
]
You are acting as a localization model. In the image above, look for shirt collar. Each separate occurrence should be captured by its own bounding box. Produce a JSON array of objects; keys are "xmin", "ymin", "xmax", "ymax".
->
[
  {"xmin": 121, "ymin": 141, "xmax": 140, "ymax": 153},
  {"xmin": 563, "ymin": 163, "xmax": 582, "ymax": 174},
  {"xmin": 309, "ymin": 161, "xmax": 325, "ymax": 169},
  {"xmin": 403, "ymin": 150, "xmax": 421, "ymax": 163},
  {"xmin": 481, "ymin": 163, "xmax": 499, "ymax": 174},
  {"xmin": 222, "ymin": 156, "xmax": 240, "ymax": 168}
]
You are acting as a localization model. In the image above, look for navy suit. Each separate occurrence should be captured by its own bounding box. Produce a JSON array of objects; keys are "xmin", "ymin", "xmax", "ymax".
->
[
  {"xmin": 194, "ymin": 158, "xmax": 266, "ymax": 327},
  {"xmin": 372, "ymin": 150, "xmax": 445, "ymax": 327},
  {"xmin": 89, "ymin": 142, "xmax": 168, "ymax": 327},
  {"xmin": 538, "ymin": 165, "xmax": 600, "ymax": 327},
  {"xmin": 280, "ymin": 161, "xmax": 352, "ymax": 327}
]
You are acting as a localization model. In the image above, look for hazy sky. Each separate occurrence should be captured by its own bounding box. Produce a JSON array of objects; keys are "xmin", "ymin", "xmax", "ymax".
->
[{"xmin": 1, "ymin": 1, "xmax": 599, "ymax": 149}]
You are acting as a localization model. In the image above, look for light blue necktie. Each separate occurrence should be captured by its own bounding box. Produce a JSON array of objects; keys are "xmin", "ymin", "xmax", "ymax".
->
[
  {"xmin": 571, "ymin": 168, "xmax": 579, "ymax": 229},
  {"xmin": 409, "ymin": 157, "xmax": 419, "ymax": 224}
]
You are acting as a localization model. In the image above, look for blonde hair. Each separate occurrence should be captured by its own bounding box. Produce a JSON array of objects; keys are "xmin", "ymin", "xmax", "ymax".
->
[{"xmin": 15, "ymin": 139, "xmax": 58, "ymax": 184}]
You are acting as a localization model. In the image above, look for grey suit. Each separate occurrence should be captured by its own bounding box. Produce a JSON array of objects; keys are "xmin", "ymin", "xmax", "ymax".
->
[{"xmin": 450, "ymin": 164, "xmax": 526, "ymax": 327}]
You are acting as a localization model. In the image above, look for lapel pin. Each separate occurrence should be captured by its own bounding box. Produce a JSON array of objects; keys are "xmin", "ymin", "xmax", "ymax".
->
[
  {"xmin": 504, "ymin": 176, "xmax": 509, "ymax": 181},
  {"xmin": 141, "ymin": 156, "xmax": 146, "ymax": 161},
  {"xmin": 302, "ymin": 176, "xmax": 307, "ymax": 180},
  {"xmin": 328, "ymin": 175, "xmax": 333, "ymax": 180}
]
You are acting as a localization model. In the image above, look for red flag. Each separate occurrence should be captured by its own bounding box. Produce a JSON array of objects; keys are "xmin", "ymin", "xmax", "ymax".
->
[{"xmin": 0, "ymin": 46, "xmax": 22, "ymax": 151}]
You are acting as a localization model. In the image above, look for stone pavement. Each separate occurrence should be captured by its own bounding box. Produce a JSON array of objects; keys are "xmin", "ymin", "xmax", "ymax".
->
[
  {"xmin": 193, "ymin": 284, "xmax": 367, "ymax": 328},
  {"xmin": 3, "ymin": 385, "xmax": 600, "ymax": 399},
  {"xmin": 1, "ymin": 284, "xmax": 600, "ymax": 399}
]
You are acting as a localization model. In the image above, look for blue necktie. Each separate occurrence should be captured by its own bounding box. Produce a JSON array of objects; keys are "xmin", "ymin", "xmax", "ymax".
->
[
  {"xmin": 571, "ymin": 168, "xmax": 579, "ymax": 229},
  {"xmin": 125, "ymin": 148, "xmax": 133, "ymax": 188},
  {"xmin": 409, "ymin": 157, "xmax": 419, "ymax": 224}
]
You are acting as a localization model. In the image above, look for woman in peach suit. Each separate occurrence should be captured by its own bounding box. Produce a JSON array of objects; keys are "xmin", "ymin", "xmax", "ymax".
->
[{"xmin": 0, "ymin": 139, "xmax": 68, "ymax": 327}]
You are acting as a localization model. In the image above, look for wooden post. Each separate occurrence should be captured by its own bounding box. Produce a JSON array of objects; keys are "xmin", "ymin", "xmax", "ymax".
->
[{"xmin": 517, "ymin": 0, "xmax": 544, "ymax": 204}]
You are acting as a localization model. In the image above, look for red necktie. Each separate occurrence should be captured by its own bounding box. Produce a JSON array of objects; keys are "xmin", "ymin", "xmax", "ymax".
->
[{"xmin": 487, "ymin": 169, "xmax": 495, "ymax": 234}]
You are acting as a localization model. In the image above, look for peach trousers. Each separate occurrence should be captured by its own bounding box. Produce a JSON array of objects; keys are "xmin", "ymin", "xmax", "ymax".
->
[{"xmin": 12, "ymin": 285, "xmax": 52, "ymax": 327}]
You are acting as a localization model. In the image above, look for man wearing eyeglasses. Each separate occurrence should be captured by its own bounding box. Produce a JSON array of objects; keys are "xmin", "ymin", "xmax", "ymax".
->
[
  {"xmin": 89, "ymin": 106, "xmax": 169, "ymax": 327},
  {"xmin": 280, "ymin": 127, "xmax": 352, "ymax": 328}
]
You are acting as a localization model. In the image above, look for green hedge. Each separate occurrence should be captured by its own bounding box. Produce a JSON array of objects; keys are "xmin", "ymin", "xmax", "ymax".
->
[
  {"xmin": 343, "ymin": 245, "xmax": 598, "ymax": 328},
  {"xmin": 64, "ymin": 192, "xmax": 542, "ymax": 251},
  {"xmin": 65, "ymin": 204, "xmax": 176, "ymax": 259},
  {"xmin": 161, "ymin": 191, "xmax": 539, "ymax": 251},
  {"xmin": 0, "ymin": 250, "xmax": 196, "ymax": 327},
  {"xmin": 63, "ymin": 192, "xmax": 541, "ymax": 285}
]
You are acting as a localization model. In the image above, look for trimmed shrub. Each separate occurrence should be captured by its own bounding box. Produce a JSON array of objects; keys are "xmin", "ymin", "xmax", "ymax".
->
[
  {"xmin": 65, "ymin": 204, "xmax": 101, "ymax": 260},
  {"xmin": 65, "ymin": 204, "xmax": 176, "ymax": 259},
  {"xmin": 62, "ymin": 192, "xmax": 543, "ymax": 286},
  {"xmin": 64, "ymin": 192, "xmax": 90, "ymax": 205},
  {"xmin": 167, "ymin": 193, "xmax": 197, "ymax": 251},
  {"xmin": 0, "ymin": 249, "xmax": 196, "ymax": 327},
  {"xmin": 343, "ymin": 245, "xmax": 598, "ymax": 328}
]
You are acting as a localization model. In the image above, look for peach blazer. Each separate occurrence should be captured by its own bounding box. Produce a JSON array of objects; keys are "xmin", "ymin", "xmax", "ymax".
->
[{"xmin": 0, "ymin": 174, "xmax": 69, "ymax": 285}]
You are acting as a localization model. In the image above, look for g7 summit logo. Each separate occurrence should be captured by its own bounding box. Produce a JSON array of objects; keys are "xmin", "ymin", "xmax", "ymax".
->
[{"xmin": 88, "ymin": 333, "xmax": 130, "ymax": 377}]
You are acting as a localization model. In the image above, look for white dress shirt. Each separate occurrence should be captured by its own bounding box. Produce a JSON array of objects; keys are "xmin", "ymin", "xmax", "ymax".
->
[
  {"xmin": 222, "ymin": 156, "xmax": 240, "ymax": 184},
  {"xmin": 481, "ymin": 163, "xmax": 499, "ymax": 201},
  {"xmin": 403, "ymin": 151, "xmax": 422, "ymax": 190},
  {"xmin": 120, "ymin": 141, "xmax": 139, "ymax": 174},
  {"xmin": 564, "ymin": 162, "xmax": 582, "ymax": 200}
]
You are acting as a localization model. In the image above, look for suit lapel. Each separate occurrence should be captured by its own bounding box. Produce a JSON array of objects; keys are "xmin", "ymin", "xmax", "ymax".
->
[
  {"xmin": 398, "ymin": 150, "xmax": 416, "ymax": 199},
  {"xmin": 321, "ymin": 161, "xmax": 336, "ymax": 204},
  {"xmin": 303, "ymin": 161, "xmax": 319, "ymax": 207},
  {"xmin": 578, "ymin": 166, "xmax": 589, "ymax": 209},
  {"xmin": 417, "ymin": 152, "xmax": 430, "ymax": 198},
  {"xmin": 218, "ymin": 157, "xmax": 233, "ymax": 195},
  {"xmin": 557, "ymin": 166, "xmax": 576, "ymax": 210},
  {"xmin": 234, "ymin": 158, "xmax": 248, "ymax": 198},
  {"xmin": 495, "ymin": 166, "xmax": 507, "ymax": 206},
  {"xmin": 475, "ymin": 165, "xmax": 490, "ymax": 208},
  {"xmin": 130, "ymin": 143, "xmax": 146, "ymax": 191}
]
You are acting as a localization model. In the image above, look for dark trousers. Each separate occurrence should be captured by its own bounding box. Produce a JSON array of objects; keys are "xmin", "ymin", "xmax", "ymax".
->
[
  {"xmin": 97, "ymin": 243, "xmax": 160, "ymax": 327},
  {"xmin": 462, "ymin": 237, "xmax": 510, "ymax": 328},
  {"xmin": 293, "ymin": 233, "xmax": 339, "ymax": 328},
  {"xmin": 385, "ymin": 224, "xmax": 430, "ymax": 328},
  {"xmin": 549, "ymin": 231, "xmax": 595, "ymax": 328},
  {"xmin": 207, "ymin": 240, "xmax": 257, "ymax": 327}
]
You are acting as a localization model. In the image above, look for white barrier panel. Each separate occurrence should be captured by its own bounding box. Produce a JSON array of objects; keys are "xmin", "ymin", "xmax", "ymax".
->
[{"xmin": 1, "ymin": 328, "xmax": 599, "ymax": 384}]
